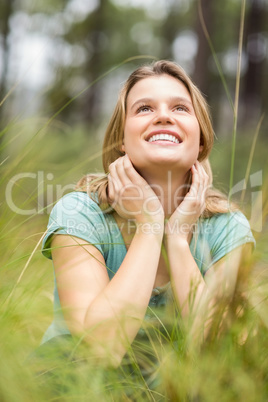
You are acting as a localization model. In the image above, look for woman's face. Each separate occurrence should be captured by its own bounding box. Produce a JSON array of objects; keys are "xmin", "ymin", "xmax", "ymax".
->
[{"xmin": 122, "ymin": 74, "xmax": 202, "ymax": 174}]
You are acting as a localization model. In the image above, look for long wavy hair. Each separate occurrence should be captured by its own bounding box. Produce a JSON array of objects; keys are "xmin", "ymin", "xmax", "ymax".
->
[{"xmin": 76, "ymin": 60, "xmax": 233, "ymax": 217}]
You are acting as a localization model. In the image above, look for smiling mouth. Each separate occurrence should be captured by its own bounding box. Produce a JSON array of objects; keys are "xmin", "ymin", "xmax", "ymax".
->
[{"xmin": 147, "ymin": 134, "xmax": 181, "ymax": 144}]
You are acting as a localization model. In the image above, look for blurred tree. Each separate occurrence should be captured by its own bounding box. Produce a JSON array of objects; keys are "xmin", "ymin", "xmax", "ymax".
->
[
  {"xmin": 191, "ymin": 0, "xmax": 240, "ymax": 132},
  {"xmin": 43, "ymin": 0, "xmax": 198, "ymax": 127},
  {"xmin": 160, "ymin": 1, "xmax": 193, "ymax": 59},
  {"xmin": 0, "ymin": 0, "xmax": 16, "ymax": 122},
  {"xmin": 1, "ymin": 0, "xmax": 267, "ymax": 138},
  {"xmin": 193, "ymin": 0, "xmax": 268, "ymax": 134},
  {"xmin": 192, "ymin": 0, "xmax": 214, "ymax": 96},
  {"xmin": 242, "ymin": 0, "xmax": 268, "ymax": 127},
  {"xmin": 45, "ymin": 0, "xmax": 151, "ymax": 127}
]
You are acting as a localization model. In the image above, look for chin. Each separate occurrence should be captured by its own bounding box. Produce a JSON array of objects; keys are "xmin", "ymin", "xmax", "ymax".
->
[{"xmin": 132, "ymin": 158, "xmax": 192, "ymax": 176}]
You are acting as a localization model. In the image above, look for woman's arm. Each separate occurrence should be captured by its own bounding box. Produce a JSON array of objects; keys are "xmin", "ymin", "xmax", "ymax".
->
[
  {"xmin": 165, "ymin": 161, "xmax": 209, "ymax": 317},
  {"xmin": 165, "ymin": 234, "xmax": 248, "ymax": 334},
  {"xmin": 165, "ymin": 162, "xmax": 251, "ymax": 341},
  {"xmin": 189, "ymin": 243, "xmax": 252, "ymax": 343},
  {"xmin": 52, "ymin": 155, "xmax": 164, "ymax": 366}
]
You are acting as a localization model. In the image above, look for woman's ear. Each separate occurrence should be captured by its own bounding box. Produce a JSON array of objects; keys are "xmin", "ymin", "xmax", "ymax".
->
[{"xmin": 121, "ymin": 142, "xmax": 125, "ymax": 153}]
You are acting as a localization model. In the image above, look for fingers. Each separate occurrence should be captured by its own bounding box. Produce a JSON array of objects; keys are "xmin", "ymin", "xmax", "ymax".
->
[
  {"xmin": 107, "ymin": 155, "xmax": 144, "ymax": 211},
  {"xmin": 121, "ymin": 155, "xmax": 146, "ymax": 185},
  {"xmin": 107, "ymin": 155, "xmax": 163, "ymax": 221},
  {"xmin": 109, "ymin": 154, "xmax": 145, "ymax": 188},
  {"xmin": 107, "ymin": 158, "xmax": 121, "ymax": 203}
]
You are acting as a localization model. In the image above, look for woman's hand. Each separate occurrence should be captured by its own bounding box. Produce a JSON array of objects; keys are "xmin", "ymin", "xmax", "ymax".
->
[
  {"xmin": 108, "ymin": 155, "xmax": 164, "ymax": 225},
  {"xmin": 165, "ymin": 161, "xmax": 209, "ymax": 241}
]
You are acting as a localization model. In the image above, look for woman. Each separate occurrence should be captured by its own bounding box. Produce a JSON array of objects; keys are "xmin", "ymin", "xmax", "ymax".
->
[{"xmin": 42, "ymin": 60, "xmax": 255, "ymax": 367}]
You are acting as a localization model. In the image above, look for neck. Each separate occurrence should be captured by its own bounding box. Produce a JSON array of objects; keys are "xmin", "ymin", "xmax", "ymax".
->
[{"xmin": 140, "ymin": 168, "xmax": 191, "ymax": 217}]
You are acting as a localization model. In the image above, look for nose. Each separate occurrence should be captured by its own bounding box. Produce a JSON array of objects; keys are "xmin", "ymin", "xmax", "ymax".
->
[{"xmin": 153, "ymin": 106, "xmax": 175, "ymax": 125}]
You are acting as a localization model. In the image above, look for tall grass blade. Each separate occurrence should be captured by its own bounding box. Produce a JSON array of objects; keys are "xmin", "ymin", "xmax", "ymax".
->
[
  {"xmin": 198, "ymin": 0, "xmax": 234, "ymax": 110},
  {"xmin": 240, "ymin": 113, "xmax": 265, "ymax": 203},
  {"xmin": 229, "ymin": 0, "xmax": 246, "ymax": 201}
]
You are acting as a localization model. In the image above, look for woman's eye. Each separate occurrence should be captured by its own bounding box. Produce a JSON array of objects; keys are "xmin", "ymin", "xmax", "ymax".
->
[
  {"xmin": 175, "ymin": 105, "xmax": 188, "ymax": 112},
  {"xmin": 137, "ymin": 105, "xmax": 151, "ymax": 113}
]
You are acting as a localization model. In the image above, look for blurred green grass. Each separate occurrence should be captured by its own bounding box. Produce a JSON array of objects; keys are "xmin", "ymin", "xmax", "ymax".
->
[{"xmin": 0, "ymin": 118, "xmax": 267, "ymax": 400}]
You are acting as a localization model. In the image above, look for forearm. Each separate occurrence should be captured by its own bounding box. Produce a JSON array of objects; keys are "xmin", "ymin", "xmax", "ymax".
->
[
  {"xmin": 166, "ymin": 236, "xmax": 206, "ymax": 318},
  {"xmin": 166, "ymin": 236, "xmax": 244, "ymax": 346},
  {"xmin": 84, "ymin": 225, "xmax": 164, "ymax": 364}
]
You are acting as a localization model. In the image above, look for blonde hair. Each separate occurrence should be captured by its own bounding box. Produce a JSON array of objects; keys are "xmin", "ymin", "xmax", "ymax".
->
[{"xmin": 77, "ymin": 60, "xmax": 233, "ymax": 217}]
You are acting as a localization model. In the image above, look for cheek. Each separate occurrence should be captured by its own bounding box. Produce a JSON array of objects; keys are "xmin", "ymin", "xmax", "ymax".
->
[
  {"xmin": 121, "ymin": 133, "xmax": 133, "ymax": 154},
  {"xmin": 194, "ymin": 122, "xmax": 201, "ymax": 148},
  {"xmin": 122, "ymin": 124, "xmax": 137, "ymax": 150}
]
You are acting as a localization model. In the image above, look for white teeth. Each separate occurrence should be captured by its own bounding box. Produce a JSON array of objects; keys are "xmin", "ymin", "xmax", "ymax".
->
[{"xmin": 148, "ymin": 134, "xmax": 180, "ymax": 144}]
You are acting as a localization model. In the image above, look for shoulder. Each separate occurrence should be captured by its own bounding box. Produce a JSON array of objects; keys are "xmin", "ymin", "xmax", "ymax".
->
[
  {"xmin": 198, "ymin": 211, "xmax": 255, "ymax": 264},
  {"xmin": 203, "ymin": 211, "xmax": 253, "ymax": 238},
  {"xmin": 48, "ymin": 191, "xmax": 112, "ymax": 226},
  {"xmin": 51, "ymin": 191, "xmax": 101, "ymax": 215},
  {"xmin": 42, "ymin": 192, "xmax": 110, "ymax": 259},
  {"xmin": 194, "ymin": 211, "xmax": 255, "ymax": 273},
  {"xmin": 47, "ymin": 191, "xmax": 112, "ymax": 232}
]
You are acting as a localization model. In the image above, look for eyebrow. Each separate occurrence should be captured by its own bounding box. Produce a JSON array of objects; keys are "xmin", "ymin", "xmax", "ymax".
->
[{"xmin": 129, "ymin": 96, "xmax": 194, "ymax": 111}]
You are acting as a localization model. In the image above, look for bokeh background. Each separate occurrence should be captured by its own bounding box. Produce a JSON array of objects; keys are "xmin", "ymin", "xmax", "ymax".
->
[
  {"xmin": 1, "ymin": 0, "xmax": 268, "ymax": 128},
  {"xmin": 1, "ymin": 0, "xmax": 268, "ymax": 189},
  {"xmin": 0, "ymin": 1, "xmax": 268, "ymax": 400}
]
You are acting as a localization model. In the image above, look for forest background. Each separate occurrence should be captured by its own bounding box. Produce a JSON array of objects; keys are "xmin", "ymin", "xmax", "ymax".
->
[{"xmin": 0, "ymin": 0, "xmax": 268, "ymax": 400}]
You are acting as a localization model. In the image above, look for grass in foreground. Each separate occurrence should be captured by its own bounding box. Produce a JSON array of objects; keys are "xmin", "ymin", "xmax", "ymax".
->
[{"xmin": 0, "ymin": 116, "xmax": 267, "ymax": 400}]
